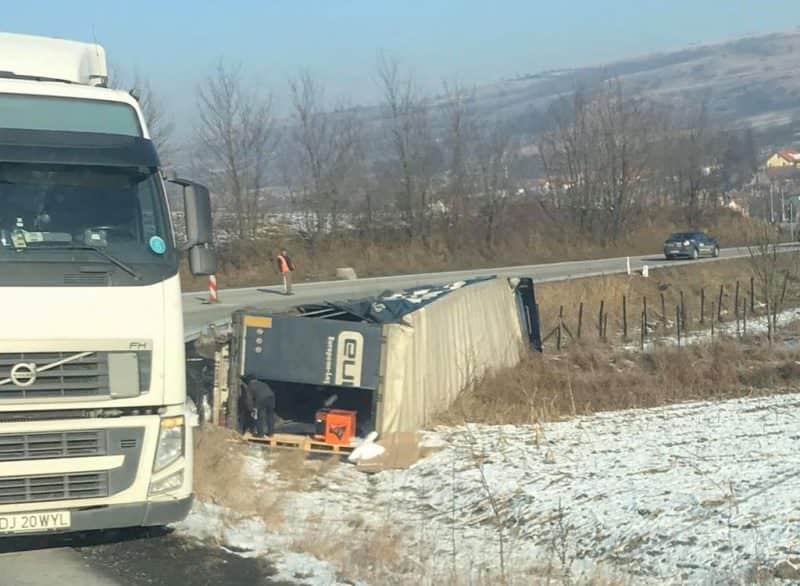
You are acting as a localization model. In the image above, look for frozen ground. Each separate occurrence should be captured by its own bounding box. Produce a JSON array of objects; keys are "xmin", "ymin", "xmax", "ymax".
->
[
  {"xmin": 624, "ymin": 306, "xmax": 800, "ymax": 352},
  {"xmin": 176, "ymin": 501, "xmax": 345, "ymax": 585},
  {"xmin": 177, "ymin": 390, "xmax": 800, "ymax": 585}
]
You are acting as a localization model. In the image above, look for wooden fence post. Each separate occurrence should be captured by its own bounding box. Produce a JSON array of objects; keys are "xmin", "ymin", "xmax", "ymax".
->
[
  {"xmin": 735, "ymin": 281, "xmax": 740, "ymax": 320},
  {"xmin": 750, "ymin": 276, "xmax": 755, "ymax": 313},
  {"xmin": 736, "ymin": 297, "xmax": 741, "ymax": 338},
  {"xmin": 577, "ymin": 302, "xmax": 583, "ymax": 339},
  {"xmin": 661, "ymin": 292, "xmax": 667, "ymax": 326},
  {"xmin": 643, "ymin": 296, "xmax": 648, "ymax": 333},
  {"xmin": 700, "ymin": 288, "xmax": 705, "ymax": 324},
  {"xmin": 557, "ymin": 305, "xmax": 564, "ymax": 351},
  {"xmin": 717, "ymin": 285, "xmax": 724, "ymax": 322},
  {"xmin": 711, "ymin": 301, "xmax": 715, "ymax": 340},
  {"xmin": 743, "ymin": 297, "xmax": 748, "ymax": 336},
  {"xmin": 598, "ymin": 300, "xmax": 605, "ymax": 338},
  {"xmin": 640, "ymin": 310, "xmax": 646, "ymax": 350},
  {"xmin": 603, "ymin": 313, "xmax": 609, "ymax": 341},
  {"xmin": 676, "ymin": 305, "xmax": 681, "ymax": 348},
  {"xmin": 766, "ymin": 297, "xmax": 773, "ymax": 346},
  {"xmin": 622, "ymin": 295, "xmax": 628, "ymax": 341},
  {"xmin": 680, "ymin": 290, "xmax": 686, "ymax": 329}
]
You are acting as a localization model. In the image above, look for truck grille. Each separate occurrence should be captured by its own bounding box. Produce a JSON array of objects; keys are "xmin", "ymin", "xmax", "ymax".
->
[
  {"xmin": 0, "ymin": 431, "xmax": 106, "ymax": 462},
  {"xmin": 0, "ymin": 472, "xmax": 109, "ymax": 504},
  {"xmin": 0, "ymin": 352, "xmax": 109, "ymax": 400}
]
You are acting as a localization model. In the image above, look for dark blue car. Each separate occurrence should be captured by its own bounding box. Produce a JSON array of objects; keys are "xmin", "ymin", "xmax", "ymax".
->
[{"xmin": 663, "ymin": 231, "xmax": 720, "ymax": 260}]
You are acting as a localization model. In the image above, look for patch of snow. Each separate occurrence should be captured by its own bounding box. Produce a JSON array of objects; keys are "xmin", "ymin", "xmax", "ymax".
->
[
  {"xmin": 175, "ymin": 500, "xmax": 347, "ymax": 585},
  {"xmin": 418, "ymin": 432, "xmax": 448, "ymax": 450},
  {"xmin": 278, "ymin": 392, "xmax": 800, "ymax": 584},
  {"xmin": 623, "ymin": 307, "xmax": 800, "ymax": 352}
]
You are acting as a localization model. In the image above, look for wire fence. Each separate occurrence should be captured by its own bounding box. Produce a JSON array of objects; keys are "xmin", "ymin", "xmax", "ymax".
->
[{"xmin": 540, "ymin": 273, "xmax": 794, "ymax": 352}]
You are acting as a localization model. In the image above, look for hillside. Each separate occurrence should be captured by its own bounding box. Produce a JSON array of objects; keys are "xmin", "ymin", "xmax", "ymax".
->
[{"xmin": 457, "ymin": 30, "xmax": 800, "ymax": 142}]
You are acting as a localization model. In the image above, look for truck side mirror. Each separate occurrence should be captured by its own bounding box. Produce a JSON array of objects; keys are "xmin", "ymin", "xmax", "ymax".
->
[
  {"xmin": 188, "ymin": 245, "xmax": 216, "ymax": 277},
  {"xmin": 183, "ymin": 183, "xmax": 214, "ymax": 246},
  {"xmin": 167, "ymin": 178, "xmax": 217, "ymax": 277}
]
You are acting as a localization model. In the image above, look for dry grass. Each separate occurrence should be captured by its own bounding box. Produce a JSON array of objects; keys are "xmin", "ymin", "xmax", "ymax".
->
[
  {"xmin": 192, "ymin": 426, "xmax": 284, "ymax": 527},
  {"xmin": 535, "ymin": 255, "xmax": 800, "ymax": 344},
  {"xmin": 441, "ymin": 338, "xmax": 800, "ymax": 426},
  {"xmin": 192, "ymin": 424, "xmax": 246, "ymax": 506},
  {"xmin": 267, "ymin": 449, "xmax": 340, "ymax": 491},
  {"xmin": 291, "ymin": 517, "xmax": 410, "ymax": 585},
  {"xmin": 182, "ymin": 207, "xmax": 776, "ymax": 291}
]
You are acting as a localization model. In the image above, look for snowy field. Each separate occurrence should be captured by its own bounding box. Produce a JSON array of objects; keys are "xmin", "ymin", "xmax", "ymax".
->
[{"xmin": 177, "ymin": 390, "xmax": 800, "ymax": 585}]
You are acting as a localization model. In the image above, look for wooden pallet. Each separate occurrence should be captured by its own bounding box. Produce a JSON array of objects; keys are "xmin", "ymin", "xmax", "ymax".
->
[{"xmin": 243, "ymin": 432, "xmax": 356, "ymax": 456}]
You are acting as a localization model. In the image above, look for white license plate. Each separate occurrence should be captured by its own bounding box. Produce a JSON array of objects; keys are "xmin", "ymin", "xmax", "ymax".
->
[{"xmin": 0, "ymin": 511, "xmax": 71, "ymax": 534}]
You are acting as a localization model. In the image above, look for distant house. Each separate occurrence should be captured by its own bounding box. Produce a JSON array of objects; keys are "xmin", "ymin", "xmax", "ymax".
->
[{"xmin": 766, "ymin": 149, "xmax": 800, "ymax": 168}]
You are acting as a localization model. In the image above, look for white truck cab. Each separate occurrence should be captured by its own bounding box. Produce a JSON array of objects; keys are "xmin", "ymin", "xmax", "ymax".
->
[{"xmin": 0, "ymin": 33, "xmax": 214, "ymax": 535}]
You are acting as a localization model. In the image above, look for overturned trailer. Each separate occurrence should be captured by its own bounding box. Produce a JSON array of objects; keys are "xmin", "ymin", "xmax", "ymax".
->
[{"xmin": 224, "ymin": 276, "xmax": 541, "ymax": 440}]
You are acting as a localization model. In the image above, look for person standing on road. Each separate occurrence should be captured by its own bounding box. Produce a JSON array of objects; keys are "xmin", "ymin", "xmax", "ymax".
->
[
  {"xmin": 241, "ymin": 375, "xmax": 276, "ymax": 437},
  {"xmin": 276, "ymin": 249, "xmax": 295, "ymax": 295}
]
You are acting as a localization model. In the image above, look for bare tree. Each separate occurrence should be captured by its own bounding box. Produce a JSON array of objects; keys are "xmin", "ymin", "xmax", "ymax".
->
[
  {"xmin": 593, "ymin": 81, "xmax": 657, "ymax": 240},
  {"xmin": 539, "ymin": 81, "xmax": 656, "ymax": 242},
  {"xmin": 286, "ymin": 71, "xmax": 361, "ymax": 250},
  {"xmin": 376, "ymin": 54, "xmax": 437, "ymax": 242},
  {"xmin": 748, "ymin": 225, "xmax": 796, "ymax": 344},
  {"xmin": 196, "ymin": 61, "xmax": 276, "ymax": 240},
  {"xmin": 473, "ymin": 120, "xmax": 516, "ymax": 250},
  {"xmin": 663, "ymin": 97, "xmax": 723, "ymax": 225},
  {"xmin": 439, "ymin": 80, "xmax": 478, "ymax": 247}
]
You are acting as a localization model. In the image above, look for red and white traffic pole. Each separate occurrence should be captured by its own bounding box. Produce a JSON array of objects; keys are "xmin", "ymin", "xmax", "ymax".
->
[{"xmin": 208, "ymin": 274, "xmax": 218, "ymax": 304}]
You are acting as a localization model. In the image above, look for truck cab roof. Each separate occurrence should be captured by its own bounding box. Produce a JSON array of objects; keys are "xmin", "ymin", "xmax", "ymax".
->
[
  {"xmin": 0, "ymin": 33, "xmax": 149, "ymax": 140},
  {"xmin": 0, "ymin": 32, "xmax": 107, "ymax": 86}
]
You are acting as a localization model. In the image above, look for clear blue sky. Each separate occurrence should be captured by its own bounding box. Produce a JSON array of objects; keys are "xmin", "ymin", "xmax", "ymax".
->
[{"xmin": 4, "ymin": 1, "xmax": 798, "ymax": 135}]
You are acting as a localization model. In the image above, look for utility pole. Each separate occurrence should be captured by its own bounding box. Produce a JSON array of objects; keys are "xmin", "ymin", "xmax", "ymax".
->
[
  {"xmin": 770, "ymin": 181, "xmax": 775, "ymax": 223},
  {"xmin": 781, "ymin": 182, "xmax": 786, "ymax": 222}
]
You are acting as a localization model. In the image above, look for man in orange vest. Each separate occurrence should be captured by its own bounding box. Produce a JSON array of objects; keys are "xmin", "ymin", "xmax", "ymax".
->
[{"xmin": 276, "ymin": 249, "xmax": 295, "ymax": 295}]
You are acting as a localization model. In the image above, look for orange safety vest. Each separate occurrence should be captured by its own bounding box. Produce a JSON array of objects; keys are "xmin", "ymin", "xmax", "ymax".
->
[{"xmin": 278, "ymin": 255, "xmax": 290, "ymax": 274}]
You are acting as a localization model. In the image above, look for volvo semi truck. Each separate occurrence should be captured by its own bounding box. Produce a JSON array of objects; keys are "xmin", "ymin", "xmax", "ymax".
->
[{"xmin": 0, "ymin": 33, "xmax": 215, "ymax": 535}]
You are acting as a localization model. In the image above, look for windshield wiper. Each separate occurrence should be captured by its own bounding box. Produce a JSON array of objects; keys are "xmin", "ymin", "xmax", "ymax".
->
[{"xmin": 27, "ymin": 244, "xmax": 141, "ymax": 280}]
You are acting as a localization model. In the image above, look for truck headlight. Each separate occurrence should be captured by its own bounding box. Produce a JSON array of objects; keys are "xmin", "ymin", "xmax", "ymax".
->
[
  {"xmin": 154, "ymin": 416, "xmax": 184, "ymax": 472},
  {"xmin": 149, "ymin": 470, "xmax": 184, "ymax": 495}
]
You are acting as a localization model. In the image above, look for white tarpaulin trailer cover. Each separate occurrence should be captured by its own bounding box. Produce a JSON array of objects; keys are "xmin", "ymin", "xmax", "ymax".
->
[
  {"xmin": 376, "ymin": 277, "xmax": 525, "ymax": 434},
  {"xmin": 232, "ymin": 276, "xmax": 537, "ymax": 436}
]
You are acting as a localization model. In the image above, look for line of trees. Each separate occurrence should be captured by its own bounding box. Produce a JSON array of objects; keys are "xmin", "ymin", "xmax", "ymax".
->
[{"xmin": 119, "ymin": 59, "xmax": 761, "ymax": 256}]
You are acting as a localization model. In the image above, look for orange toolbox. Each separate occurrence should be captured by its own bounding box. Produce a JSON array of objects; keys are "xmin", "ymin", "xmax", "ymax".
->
[{"xmin": 314, "ymin": 409, "xmax": 356, "ymax": 445}]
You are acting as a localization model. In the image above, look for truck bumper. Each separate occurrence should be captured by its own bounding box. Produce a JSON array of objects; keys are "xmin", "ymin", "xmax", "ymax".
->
[
  {"xmin": 71, "ymin": 494, "xmax": 194, "ymax": 532},
  {"xmin": 0, "ymin": 495, "xmax": 193, "ymax": 537}
]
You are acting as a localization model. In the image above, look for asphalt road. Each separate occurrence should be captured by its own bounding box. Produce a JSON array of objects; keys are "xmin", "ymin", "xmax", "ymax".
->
[
  {"xmin": 3, "ymin": 243, "xmax": 797, "ymax": 586},
  {"xmin": 0, "ymin": 528, "xmax": 291, "ymax": 586},
  {"xmin": 183, "ymin": 244, "xmax": 792, "ymax": 340}
]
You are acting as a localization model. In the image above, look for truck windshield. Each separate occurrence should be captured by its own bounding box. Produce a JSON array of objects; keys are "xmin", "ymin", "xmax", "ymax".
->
[
  {"xmin": 0, "ymin": 94, "xmax": 141, "ymax": 136},
  {"xmin": 0, "ymin": 162, "xmax": 176, "ymax": 286}
]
